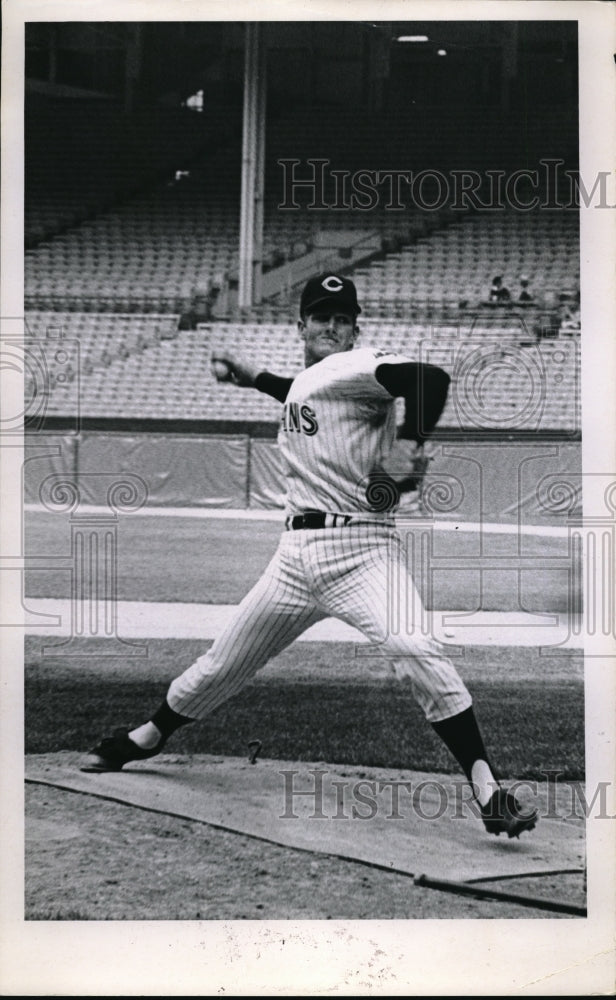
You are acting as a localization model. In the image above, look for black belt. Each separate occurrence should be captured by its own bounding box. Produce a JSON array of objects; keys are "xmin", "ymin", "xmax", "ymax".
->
[{"xmin": 285, "ymin": 511, "xmax": 354, "ymax": 530}]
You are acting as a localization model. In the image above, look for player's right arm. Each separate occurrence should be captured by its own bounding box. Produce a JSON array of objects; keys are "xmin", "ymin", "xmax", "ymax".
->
[{"xmin": 211, "ymin": 353, "xmax": 293, "ymax": 402}]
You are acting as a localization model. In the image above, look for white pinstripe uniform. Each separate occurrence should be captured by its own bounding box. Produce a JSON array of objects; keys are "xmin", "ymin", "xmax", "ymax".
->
[{"xmin": 167, "ymin": 346, "xmax": 472, "ymax": 725}]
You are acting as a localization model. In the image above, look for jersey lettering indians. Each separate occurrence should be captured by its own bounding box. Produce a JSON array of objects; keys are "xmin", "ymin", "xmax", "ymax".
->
[{"xmin": 278, "ymin": 347, "xmax": 411, "ymax": 516}]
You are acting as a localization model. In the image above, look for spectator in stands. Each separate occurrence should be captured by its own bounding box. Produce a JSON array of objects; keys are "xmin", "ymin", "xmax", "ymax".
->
[
  {"xmin": 518, "ymin": 275, "xmax": 534, "ymax": 303},
  {"xmin": 559, "ymin": 290, "xmax": 581, "ymax": 333},
  {"xmin": 488, "ymin": 275, "xmax": 511, "ymax": 304}
]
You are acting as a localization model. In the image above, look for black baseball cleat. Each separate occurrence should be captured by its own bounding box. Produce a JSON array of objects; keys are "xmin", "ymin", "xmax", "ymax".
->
[
  {"xmin": 480, "ymin": 787, "xmax": 538, "ymax": 839},
  {"xmin": 80, "ymin": 728, "xmax": 164, "ymax": 773}
]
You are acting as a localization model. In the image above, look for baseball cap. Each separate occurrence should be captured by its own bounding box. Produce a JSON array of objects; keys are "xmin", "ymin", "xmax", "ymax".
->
[{"xmin": 300, "ymin": 273, "xmax": 362, "ymax": 317}]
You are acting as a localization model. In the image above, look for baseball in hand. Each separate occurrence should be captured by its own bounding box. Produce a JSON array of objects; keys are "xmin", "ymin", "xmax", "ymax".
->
[{"xmin": 212, "ymin": 360, "xmax": 232, "ymax": 381}]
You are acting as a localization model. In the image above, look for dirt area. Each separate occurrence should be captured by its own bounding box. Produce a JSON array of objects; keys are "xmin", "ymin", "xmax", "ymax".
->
[{"xmin": 25, "ymin": 781, "xmax": 584, "ymax": 921}]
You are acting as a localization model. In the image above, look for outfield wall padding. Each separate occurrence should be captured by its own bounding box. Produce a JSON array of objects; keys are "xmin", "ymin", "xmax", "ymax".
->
[
  {"xmin": 249, "ymin": 438, "xmax": 582, "ymax": 524},
  {"xmin": 23, "ymin": 436, "xmax": 77, "ymax": 505},
  {"xmin": 74, "ymin": 433, "xmax": 249, "ymax": 508},
  {"xmin": 419, "ymin": 440, "xmax": 581, "ymax": 524},
  {"xmin": 249, "ymin": 439, "xmax": 286, "ymax": 509},
  {"xmin": 25, "ymin": 431, "xmax": 581, "ymax": 524}
]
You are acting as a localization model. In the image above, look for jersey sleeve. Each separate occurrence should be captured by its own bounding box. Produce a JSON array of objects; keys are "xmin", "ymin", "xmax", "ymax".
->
[
  {"xmin": 255, "ymin": 371, "xmax": 294, "ymax": 403},
  {"xmin": 334, "ymin": 348, "xmax": 416, "ymax": 398},
  {"xmin": 375, "ymin": 360, "xmax": 451, "ymax": 443}
]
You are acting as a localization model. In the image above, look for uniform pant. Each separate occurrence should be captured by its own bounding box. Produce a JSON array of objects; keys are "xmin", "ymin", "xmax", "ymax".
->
[{"xmin": 167, "ymin": 525, "xmax": 472, "ymax": 724}]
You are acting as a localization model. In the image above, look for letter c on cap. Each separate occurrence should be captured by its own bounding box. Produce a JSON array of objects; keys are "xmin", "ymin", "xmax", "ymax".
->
[{"xmin": 322, "ymin": 276, "xmax": 343, "ymax": 292}]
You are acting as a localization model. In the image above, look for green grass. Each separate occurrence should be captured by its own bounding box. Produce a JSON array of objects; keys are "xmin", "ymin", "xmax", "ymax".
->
[{"xmin": 25, "ymin": 639, "xmax": 584, "ymax": 780}]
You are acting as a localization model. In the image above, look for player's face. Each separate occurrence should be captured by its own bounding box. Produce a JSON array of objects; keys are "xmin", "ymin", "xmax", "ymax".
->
[{"xmin": 298, "ymin": 309, "xmax": 358, "ymax": 366}]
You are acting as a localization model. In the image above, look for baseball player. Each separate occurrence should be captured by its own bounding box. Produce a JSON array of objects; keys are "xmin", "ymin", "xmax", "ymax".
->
[{"xmin": 82, "ymin": 272, "xmax": 538, "ymax": 839}]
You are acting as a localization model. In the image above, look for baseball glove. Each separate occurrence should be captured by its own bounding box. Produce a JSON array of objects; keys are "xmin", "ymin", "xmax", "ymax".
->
[
  {"xmin": 363, "ymin": 442, "xmax": 433, "ymax": 513},
  {"xmin": 383, "ymin": 441, "xmax": 433, "ymax": 494}
]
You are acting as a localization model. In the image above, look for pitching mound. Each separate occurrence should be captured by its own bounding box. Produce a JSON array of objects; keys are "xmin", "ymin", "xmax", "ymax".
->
[{"xmin": 26, "ymin": 751, "xmax": 585, "ymax": 916}]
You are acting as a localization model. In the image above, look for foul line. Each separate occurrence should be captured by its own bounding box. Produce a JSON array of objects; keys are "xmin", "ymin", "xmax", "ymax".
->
[{"xmin": 24, "ymin": 504, "xmax": 571, "ymax": 538}]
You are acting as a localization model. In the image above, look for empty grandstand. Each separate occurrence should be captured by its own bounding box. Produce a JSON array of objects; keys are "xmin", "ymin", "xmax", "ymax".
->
[{"xmin": 23, "ymin": 21, "xmax": 580, "ymax": 450}]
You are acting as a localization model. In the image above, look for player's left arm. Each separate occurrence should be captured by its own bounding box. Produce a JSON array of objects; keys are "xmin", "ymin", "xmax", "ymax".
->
[
  {"xmin": 375, "ymin": 361, "xmax": 450, "ymax": 443},
  {"xmin": 375, "ymin": 361, "xmax": 450, "ymax": 493}
]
